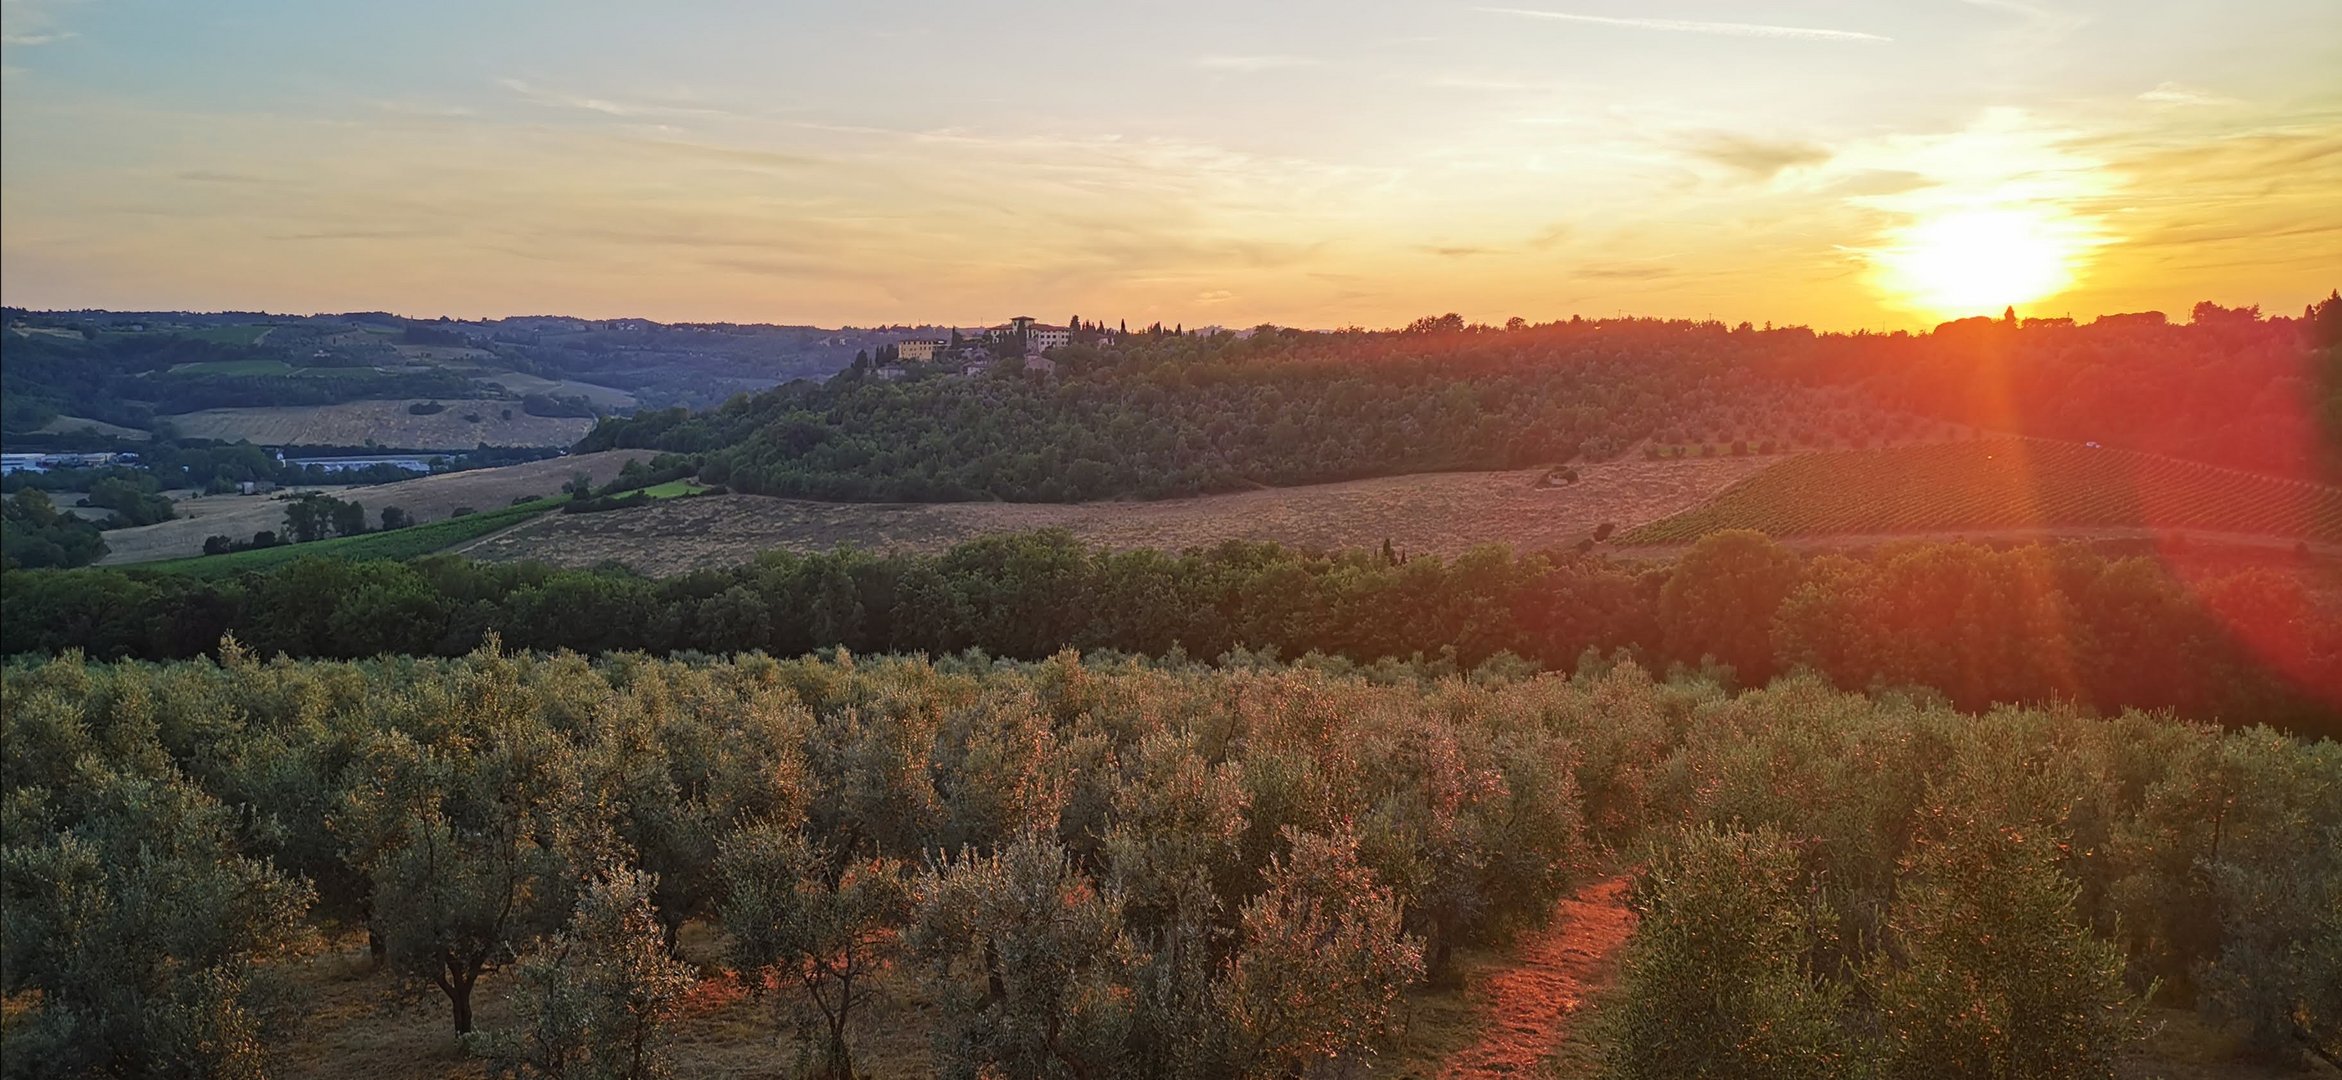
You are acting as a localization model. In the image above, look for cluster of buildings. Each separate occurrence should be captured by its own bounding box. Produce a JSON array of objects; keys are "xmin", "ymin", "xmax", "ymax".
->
[
  {"xmin": 889, "ymin": 316, "xmax": 1086, "ymax": 374},
  {"xmin": 0, "ymin": 451, "xmax": 135, "ymax": 475},
  {"xmin": 283, "ymin": 455, "xmax": 438, "ymax": 475}
]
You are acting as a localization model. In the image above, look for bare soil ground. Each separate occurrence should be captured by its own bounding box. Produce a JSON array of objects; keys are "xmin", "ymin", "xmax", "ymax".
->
[
  {"xmin": 459, "ymin": 458, "xmax": 1774, "ymax": 576},
  {"xmin": 95, "ymin": 451, "xmax": 647, "ymax": 565},
  {"xmin": 166, "ymin": 400, "xmax": 596, "ymax": 449}
]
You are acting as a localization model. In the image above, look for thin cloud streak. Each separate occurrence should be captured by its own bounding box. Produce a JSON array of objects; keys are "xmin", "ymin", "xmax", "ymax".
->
[
  {"xmin": 1476, "ymin": 7, "xmax": 1891, "ymax": 43},
  {"xmin": 1194, "ymin": 54, "xmax": 1320, "ymax": 71}
]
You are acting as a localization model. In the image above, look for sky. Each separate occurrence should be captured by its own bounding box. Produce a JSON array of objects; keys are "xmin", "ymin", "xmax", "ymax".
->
[{"xmin": 2, "ymin": 0, "xmax": 2338, "ymax": 330}]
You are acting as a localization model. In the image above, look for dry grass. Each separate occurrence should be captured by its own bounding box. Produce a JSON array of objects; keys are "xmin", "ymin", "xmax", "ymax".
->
[
  {"xmin": 466, "ymin": 370, "xmax": 639, "ymax": 409},
  {"xmin": 95, "ymin": 451, "xmax": 649, "ymax": 565},
  {"xmin": 271, "ymin": 923, "xmax": 936, "ymax": 1080},
  {"xmin": 31, "ymin": 414, "xmax": 151, "ymax": 440},
  {"xmin": 166, "ymin": 400, "xmax": 596, "ymax": 450},
  {"xmin": 268, "ymin": 920, "xmax": 1556, "ymax": 1080},
  {"xmin": 461, "ymin": 458, "xmax": 1774, "ymax": 576},
  {"xmin": 119, "ymin": 894, "xmax": 2330, "ymax": 1080}
]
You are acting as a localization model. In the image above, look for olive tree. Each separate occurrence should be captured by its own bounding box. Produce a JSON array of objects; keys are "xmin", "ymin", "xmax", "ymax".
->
[
  {"xmin": 1, "ymin": 768, "xmax": 314, "ymax": 1079},
  {"xmin": 357, "ymin": 709, "xmax": 594, "ymax": 1035},
  {"xmin": 1223, "ymin": 826, "xmax": 1423, "ymax": 1077},
  {"xmin": 909, "ymin": 832, "xmax": 1135, "ymax": 1080},
  {"xmin": 1870, "ymin": 808, "xmax": 2135, "ymax": 1080},
  {"xmin": 1601, "ymin": 823, "xmax": 1850, "ymax": 1080},
  {"xmin": 717, "ymin": 822, "xmax": 909, "ymax": 1080},
  {"xmin": 468, "ymin": 864, "xmax": 696, "ymax": 1080}
]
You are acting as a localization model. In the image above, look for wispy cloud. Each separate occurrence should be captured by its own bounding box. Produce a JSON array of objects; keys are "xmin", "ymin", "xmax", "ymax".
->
[
  {"xmin": 2137, "ymin": 81, "xmax": 2239, "ymax": 108},
  {"xmin": 1683, "ymin": 133, "xmax": 1832, "ymax": 178},
  {"xmin": 2, "ymin": 0, "xmax": 81, "ymax": 46},
  {"xmin": 1477, "ymin": 7, "xmax": 1891, "ymax": 42},
  {"xmin": 496, "ymin": 77, "xmax": 749, "ymax": 121},
  {"xmin": 1194, "ymin": 54, "xmax": 1320, "ymax": 71},
  {"xmin": 1956, "ymin": 0, "xmax": 2088, "ymax": 35}
]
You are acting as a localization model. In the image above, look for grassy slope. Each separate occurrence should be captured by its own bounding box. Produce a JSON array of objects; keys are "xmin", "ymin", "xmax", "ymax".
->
[
  {"xmin": 136, "ymin": 497, "xmax": 566, "ymax": 579},
  {"xmin": 1624, "ymin": 439, "xmax": 2342, "ymax": 544}
]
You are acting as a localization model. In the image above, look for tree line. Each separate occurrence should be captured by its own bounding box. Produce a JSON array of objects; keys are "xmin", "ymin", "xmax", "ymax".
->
[
  {"xmin": 3, "ymin": 650, "xmax": 2334, "ymax": 1077},
  {"xmin": 4, "ymin": 530, "xmax": 2335, "ymax": 738}
]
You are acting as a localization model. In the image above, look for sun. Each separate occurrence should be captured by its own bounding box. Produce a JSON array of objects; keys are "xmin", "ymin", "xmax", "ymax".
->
[{"xmin": 1870, "ymin": 207, "xmax": 2090, "ymax": 320}]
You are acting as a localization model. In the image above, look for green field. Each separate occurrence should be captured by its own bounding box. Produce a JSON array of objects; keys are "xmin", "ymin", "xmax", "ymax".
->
[
  {"xmin": 136, "ymin": 497, "xmax": 566, "ymax": 578},
  {"xmin": 1623, "ymin": 439, "xmax": 2342, "ymax": 544},
  {"xmin": 636, "ymin": 479, "xmax": 710, "ymax": 498},
  {"xmin": 166, "ymin": 357, "xmax": 295, "ymax": 376}
]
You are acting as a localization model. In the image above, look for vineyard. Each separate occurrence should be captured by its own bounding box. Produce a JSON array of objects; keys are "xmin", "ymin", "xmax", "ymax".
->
[{"xmin": 1622, "ymin": 439, "xmax": 2342, "ymax": 544}]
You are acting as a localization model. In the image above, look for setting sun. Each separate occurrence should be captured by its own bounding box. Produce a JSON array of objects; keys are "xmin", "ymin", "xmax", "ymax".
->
[{"xmin": 1871, "ymin": 207, "xmax": 2091, "ymax": 319}]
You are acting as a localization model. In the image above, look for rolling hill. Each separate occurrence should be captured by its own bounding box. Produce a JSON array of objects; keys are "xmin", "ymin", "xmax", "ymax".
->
[{"xmin": 1623, "ymin": 439, "xmax": 2342, "ymax": 544}]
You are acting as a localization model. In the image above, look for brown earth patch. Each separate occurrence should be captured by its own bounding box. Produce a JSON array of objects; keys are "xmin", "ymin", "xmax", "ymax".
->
[
  {"xmin": 1439, "ymin": 876, "xmax": 1636, "ymax": 1079},
  {"xmin": 459, "ymin": 458, "xmax": 1773, "ymax": 576},
  {"xmin": 166, "ymin": 400, "xmax": 595, "ymax": 449}
]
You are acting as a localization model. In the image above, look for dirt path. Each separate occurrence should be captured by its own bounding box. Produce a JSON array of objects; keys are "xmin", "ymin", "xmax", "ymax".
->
[{"xmin": 1439, "ymin": 875, "xmax": 1637, "ymax": 1079}]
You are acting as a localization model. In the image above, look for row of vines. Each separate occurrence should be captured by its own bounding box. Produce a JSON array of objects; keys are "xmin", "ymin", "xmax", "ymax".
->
[{"xmin": 1626, "ymin": 439, "xmax": 2342, "ymax": 544}]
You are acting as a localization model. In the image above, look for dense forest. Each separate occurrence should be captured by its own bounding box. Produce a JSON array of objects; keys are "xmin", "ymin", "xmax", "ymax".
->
[
  {"xmin": 579, "ymin": 296, "xmax": 2342, "ymax": 503},
  {"xmin": 5, "ymin": 531, "xmax": 2335, "ymax": 738},
  {"xmin": 4, "ymin": 649, "xmax": 2334, "ymax": 1077}
]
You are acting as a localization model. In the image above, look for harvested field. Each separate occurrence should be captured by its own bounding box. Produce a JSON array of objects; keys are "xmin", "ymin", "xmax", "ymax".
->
[
  {"xmin": 459, "ymin": 457, "xmax": 1772, "ymax": 576},
  {"xmin": 166, "ymin": 400, "xmax": 596, "ymax": 449},
  {"xmin": 95, "ymin": 451, "xmax": 648, "ymax": 565},
  {"xmin": 467, "ymin": 370, "xmax": 638, "ymax": 408}
]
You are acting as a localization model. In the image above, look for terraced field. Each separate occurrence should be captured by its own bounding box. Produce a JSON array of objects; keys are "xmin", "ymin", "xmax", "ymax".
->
[{"xmin": 1623, "ymin": 439, "xmax": 2342, "ymax": 544}]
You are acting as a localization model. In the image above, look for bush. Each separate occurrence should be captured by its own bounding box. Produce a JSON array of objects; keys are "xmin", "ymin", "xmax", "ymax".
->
[{"xmin": 408, "ymin": 401, "xmax": 447, "ymax": 416}]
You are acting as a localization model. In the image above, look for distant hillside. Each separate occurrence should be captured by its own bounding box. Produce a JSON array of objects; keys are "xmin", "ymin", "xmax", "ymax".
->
[
  {"xmin": 579, "ymin": 302, "xmax": 2342, "ymax": 503},
  {"xmin": 1, "ymin": 308, "xmax": 903, "ymax": 447},
  {"xmin": 581, "ymin": 321, "xmax": 1923, "ymax": 502},
  {"xmin": 1625, "ymin": 439, "xmax": 2342, "ymax": 544}
]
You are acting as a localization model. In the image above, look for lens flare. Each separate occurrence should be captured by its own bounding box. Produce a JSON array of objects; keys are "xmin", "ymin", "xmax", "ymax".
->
[{"xmin": 1870, "ymin": 206, "xmax": 2091, "ymax": 319}]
